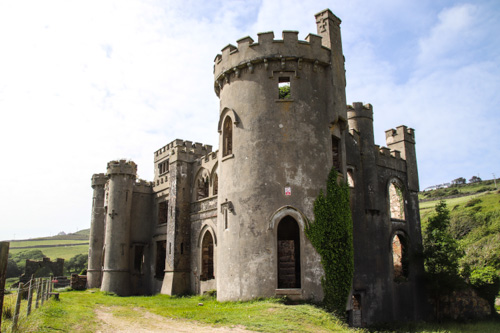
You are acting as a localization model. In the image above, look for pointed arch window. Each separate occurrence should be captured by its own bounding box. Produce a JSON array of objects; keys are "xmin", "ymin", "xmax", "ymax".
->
[
  {"xmin": 223, "ymin": 116, "xmax": 233, "ymax": 157},
  {"xmin": 389, "ymin": 181, "xmax": 405, "ymax": 220},
  {"xmin": 392, "ymin": 233, "xmax": 409, "ymax": 281},
  {"xmin": 201, "ymin": 232, "xmax": 215, "ymax": 281}
]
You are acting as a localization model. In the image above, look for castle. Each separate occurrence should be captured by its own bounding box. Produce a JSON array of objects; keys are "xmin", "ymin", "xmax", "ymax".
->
[{"xmin": 87, "ymin": 9, "xmax": 427, "ymax": 326}]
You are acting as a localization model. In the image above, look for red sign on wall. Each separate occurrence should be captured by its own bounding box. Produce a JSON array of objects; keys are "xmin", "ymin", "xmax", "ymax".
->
[{"xmin": 285, "ymin": 187, "xmax": 291, "ymax": 196}]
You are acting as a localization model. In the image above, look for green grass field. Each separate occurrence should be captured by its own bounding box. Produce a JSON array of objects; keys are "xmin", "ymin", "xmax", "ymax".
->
[
  {"xmin": 9, "ymin": 244, "xmax": 89, "ymax": 261},
  {"xmin": 3, "ymin": 290, "xmax": 499, "ymax": 333},
  {"xmin": 10, "ymin": 239, "xmax": 88, "ymax": 248}
]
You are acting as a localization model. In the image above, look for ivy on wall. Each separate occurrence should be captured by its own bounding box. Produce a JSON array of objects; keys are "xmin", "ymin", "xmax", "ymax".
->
[{"xmin": 306, "ymin": 167, "xmax": 354, "ymax": 318}]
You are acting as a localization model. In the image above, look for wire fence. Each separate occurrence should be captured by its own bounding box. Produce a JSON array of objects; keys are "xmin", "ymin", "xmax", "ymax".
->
[{"xmin": 1, "ymin": 277, "xmax": 58, "ymax": 332}]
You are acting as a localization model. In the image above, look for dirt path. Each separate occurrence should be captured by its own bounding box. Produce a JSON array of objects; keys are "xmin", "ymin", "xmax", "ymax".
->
[{"xmin": 95, "ymin": 306, "xmax": 254, "ymax": 333}]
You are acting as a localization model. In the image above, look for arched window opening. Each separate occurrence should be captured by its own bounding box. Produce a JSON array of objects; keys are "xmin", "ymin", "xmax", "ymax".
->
[
  {"xmin": 347, "ymin": 169, "xmax": 355, "ymax": 188},
  {"xmin": 201, "ymin": 232, "xmax": 214, "ymax": 281},
  {"xmin": 223, "ymin": 116, "xmax": 233, "ymax": 157},
  {"xmin": 331, "ymin": 136, "xmax": 341, "ymax": 172},
  {"xmin": 277, "ymin": 216, "xmax": 301, "ymax": 289},
  {"xmin": 392, "ymin": 234, "xmax": 409, "ymax": 281},
  {"xmin": 197, "ymin": 176, "xmax": 209, "ymax": 200},
  {"xmin": 389, "ymin": 181, "xmax": 405, "ymax": 220},
  {"xmin": 213, "ymin": 173, "xmax": 218, "ymax": 196}
]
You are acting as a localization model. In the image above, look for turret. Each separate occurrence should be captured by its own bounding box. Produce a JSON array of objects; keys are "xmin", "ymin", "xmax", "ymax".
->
[
  {"xmin": 348, "ymin": 102, "xmax": 379, "ymax": 212},
  {"xmin": 100, "ymin": 160, "xmax": 137, "ymax": 296},
  {"xmin": 385, "ymin": 126, "xmax": 419, "ymax": 192},
  {"xmin": 87, "ymin": 173, "xmax": 107, "ymax": 288}
]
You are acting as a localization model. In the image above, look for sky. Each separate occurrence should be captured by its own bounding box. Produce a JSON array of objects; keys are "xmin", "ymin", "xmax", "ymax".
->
[{"xmin": 1, "ymin": 0, "xmax": 499, "ymax": 240}]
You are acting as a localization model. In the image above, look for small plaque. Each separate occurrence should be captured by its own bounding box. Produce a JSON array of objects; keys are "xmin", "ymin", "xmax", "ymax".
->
[{"xmin": 285, "ymin": 187, "xmax": 291, "ymax": 196}]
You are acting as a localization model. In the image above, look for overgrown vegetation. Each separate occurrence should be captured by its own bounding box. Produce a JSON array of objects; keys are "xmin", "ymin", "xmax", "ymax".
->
[
  {"xmin": 423, "ymin": 201, "xmax": 464, "ymax": 319},
  {"xmin": 306, "ymin": 168, "xmax": 353, "ymax": 318},
  {"xmin": 420, "ymin": 181, "xmax": 500, "ymax": 318}
]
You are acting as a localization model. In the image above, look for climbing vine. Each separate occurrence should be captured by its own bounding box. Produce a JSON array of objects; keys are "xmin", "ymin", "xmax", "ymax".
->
[{"xmin": 306, "ymin": 167, "xmax": 354, "ymax": 318}]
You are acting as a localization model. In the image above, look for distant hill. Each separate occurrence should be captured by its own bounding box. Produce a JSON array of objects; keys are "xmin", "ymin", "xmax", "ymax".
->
[{"xmin": 7, "ymin": 229, "xmax": 90, "ymax": 261}]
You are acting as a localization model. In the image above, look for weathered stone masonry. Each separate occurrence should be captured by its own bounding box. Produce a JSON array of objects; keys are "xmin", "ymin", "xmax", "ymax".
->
[{"xmin": 87, "ymin": 9, "xmax": 427, "ymax": 326}]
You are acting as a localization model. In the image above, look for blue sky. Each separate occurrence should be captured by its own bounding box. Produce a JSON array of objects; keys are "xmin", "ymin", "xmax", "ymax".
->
[{"xmin": 1, "ymin": 0, "xmax": 499, "ymax": 239}]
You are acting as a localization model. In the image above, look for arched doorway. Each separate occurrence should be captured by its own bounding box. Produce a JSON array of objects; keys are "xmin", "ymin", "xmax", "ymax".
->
[
  {"xmin": 201, "ymin": 232, "xmax": 214, "ymax": 281},
  {"xmin": 277, "ymin": 216, "xmax": 301, "ymax": 288}
]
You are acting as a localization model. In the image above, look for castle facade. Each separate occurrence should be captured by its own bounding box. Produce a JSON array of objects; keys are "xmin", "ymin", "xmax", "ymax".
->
[{"xmin": 87, "ymin": 9, "xmax": 426, "ymax": 325}]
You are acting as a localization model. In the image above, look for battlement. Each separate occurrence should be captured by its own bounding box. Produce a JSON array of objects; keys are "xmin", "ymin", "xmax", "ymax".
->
[
  {"xmin": 134, "ymin": 178, "xmax": 153, "ymax": 193},
  {"xmin": 155, "ymin": 139, "xmax": 213, "ymax": 162},
  {"xmin": 377, "ymin": 146, "xmax": 402, "ymax": 160},
  {"xmin": 91, "ymin": 173, "xmax": 107, "ymax": 187},
  {"xmin": 106, "ymin": 160, "xmax": 137, "ymax": 176},
  {"xmin": 196, "ymin": 151, "xmax": 218, "ymax": 167},
  {"xmin": 213, "ymin": 30, "xmax": 331, "ymax": 95},
  {"xmin": 347, "ymin": 102, "xmax": 373, "ymax": 120},
  {"xmin": 385, "ymin": 125, "xmax": 415, "ymax": 145}
]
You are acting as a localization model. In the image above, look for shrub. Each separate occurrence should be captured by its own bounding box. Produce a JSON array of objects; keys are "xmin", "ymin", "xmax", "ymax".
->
[{"xmin": 465, "ymin": 198, "xmax": 482, "ymax": 207}]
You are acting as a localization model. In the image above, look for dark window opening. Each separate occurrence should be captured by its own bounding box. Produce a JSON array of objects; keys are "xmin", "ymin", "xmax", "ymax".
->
[
  {"xmin": 180, "ymin": 242, "xmax": 184, "ymax": 255},
  {"xmin": 197, "ymin": 176, "xmax": 209, "ymax": 200},
  {"xmin": 332, "ymin": 136, "xmax": 341, "ymax": 172},
  {"xmin": 392, "ymin": 234, "xmax": 409, "ymax": 281},
  {"xmin": 277, "ymin": 216, "xmax": 301, "ymax": 288},
  {"xmin": 134, "ymin": 245, "xmax": 144, "ymax": 273},
  {"xmin": 158, "ymin": 201, "xmax": 168, "ymax": 224},
  {"xmin": 201, "ymin": 232, "xmax": 215, "ymax": 281},
  {"xmin": 278, "ymin": 77, "xmax": 291, "ymax": 99},
  {"xmin": 158, "ymin": 160, "xmax": 169, "ymax": 175},
  {"xmin": 155, "ymin": 241, "xmax": 166, "ymax": 279},
  {"xmin": 223, "ymin": 117, "xmax": 233, "ymax": 157},
  {"xmin": 213, "ymin": 173, "xmax": 218, "ymax": 196}
]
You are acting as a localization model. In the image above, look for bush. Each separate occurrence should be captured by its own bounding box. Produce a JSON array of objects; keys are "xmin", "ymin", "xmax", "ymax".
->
[{"xmin": 465, "ymin": 198, "xmax": 482, "ymax": 207}]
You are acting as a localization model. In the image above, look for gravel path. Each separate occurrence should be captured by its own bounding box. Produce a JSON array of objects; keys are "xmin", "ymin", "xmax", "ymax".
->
[{"xmin": 95, "ymin": 306, "xmax": 254, "ymax": 333}]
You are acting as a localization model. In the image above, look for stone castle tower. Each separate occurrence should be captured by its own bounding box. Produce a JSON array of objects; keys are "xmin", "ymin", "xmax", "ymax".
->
[{"xmin": 87, "ymin": 9, "xmax": 427, "ymax": 326}]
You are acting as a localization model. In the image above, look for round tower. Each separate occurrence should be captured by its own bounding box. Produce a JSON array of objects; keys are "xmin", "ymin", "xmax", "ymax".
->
[
  {"xmin": 100, "ymin": 160, "xmax": 136, "ymax": 296},
  {"xmin": 87, "ymin": 173, "xmax": 107, "ymax": 288},
  {"xmin": 213, "ymin": 17, "xmax": 346, "ymax": 301},
  {"xmin": 347, "ymin": 102, "xmax": 379, "ymax": 212}
]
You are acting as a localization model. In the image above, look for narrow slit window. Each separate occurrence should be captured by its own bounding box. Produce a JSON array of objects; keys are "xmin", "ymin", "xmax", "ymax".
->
[{"xmin": 278, "ymin": 77, "xmax": 291, "ymax": 99}]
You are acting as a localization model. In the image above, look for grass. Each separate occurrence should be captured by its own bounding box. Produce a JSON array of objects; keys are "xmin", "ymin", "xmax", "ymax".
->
[
  {"xmin": 10, "ymin": 239, "xmax": 89, "ymax": 248},
  {"xmin": 4, "ymin": 290, "xmax": 499, "ymax": 333},
  {"xmin": 3, "ymin": 290, "xmax": 354, "ymax": 332},
  {"xmin": 9, "ymin": 244, "xmax": 89, "ymax": 261}
]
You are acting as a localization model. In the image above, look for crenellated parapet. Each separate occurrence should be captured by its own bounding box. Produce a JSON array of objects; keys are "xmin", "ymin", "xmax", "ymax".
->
[
  {"xmin": 155, "ymin": 139, "xmax": 213, "ymax": 163},
  {"xmin": 213, "ymin": 31, "xmax": 331, "ymax": 96},
  {"xmin": 196, "ymin": 151, "xmax": 218, "ymax": 167},
  {"xmin": 347, "ymin": 102, "xmax": 373, "ymax": 120},
  {"xmin": 91, "ymin": 173, "xmax": 107, "ymax": 188},
  {"xmin": 385, "ymin": 126, "xmax": 415, "ymax": 145},
  {"xmin": 134, "ymin": 179, "xmax": 153, "ymax": 194},
  {"xmin": 106, "ymin": 160, "xmax": 137, "ymax": 177}
]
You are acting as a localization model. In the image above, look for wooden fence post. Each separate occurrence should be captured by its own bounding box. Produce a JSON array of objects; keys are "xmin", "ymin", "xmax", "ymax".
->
[
  {"xmin": 0, "ymin": 241, "xmax": 10, "ymax": 329},
  {"xmin": 41, "ymin": 279, "xmax": 45, "ymax": 305},
  {"xmin": 12, "ymin": 282, "xmax": 23, "ymax": 331},
  {"xmin": 26, "ymin": 278, "xmax": 34, "ymax": 316},
  {"xmin": 35, "ymin": 278, "xmax": 41, "ymax": 309}
]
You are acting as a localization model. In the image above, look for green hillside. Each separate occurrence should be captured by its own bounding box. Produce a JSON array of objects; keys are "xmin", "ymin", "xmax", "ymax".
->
[{"xmin": 419, "ymin": 181, "xmax": 500, "ymax": 281}]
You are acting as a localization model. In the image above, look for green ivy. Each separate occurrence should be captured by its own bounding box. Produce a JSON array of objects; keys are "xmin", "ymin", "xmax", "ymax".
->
[{"xmin": 306, "ymin": 168, "xmax": 354, "ymax": 319}]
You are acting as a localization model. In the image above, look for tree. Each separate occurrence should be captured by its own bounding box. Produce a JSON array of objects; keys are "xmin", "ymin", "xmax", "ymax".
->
[
  {"xmin": 469, "ymin": 266, "xmax": 500, "ymax": 312},
  {"xmin": 65, "ymin": 254, "xmax": 88, "ymax": 274},
  {"xmin": 306, "ymin": 168, "xmax": 354, "ymax": 318},
  {"xmin": 451, "ymin": 177, "xmax": 466, "ymax": 186},
  {"xmin": 278, "ymin": 84, "xmax": 291, "ymax": 99},
  {"xmin": 469, "ymin": 176, "xmax": 482, "ymax": 183},
  {"xmin": 423, "ymin": 201, "xmax": 463, "ymax": 320}
]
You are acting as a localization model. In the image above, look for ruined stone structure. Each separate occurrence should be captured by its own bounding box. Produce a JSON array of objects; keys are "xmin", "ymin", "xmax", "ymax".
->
[
  {"xmin": 88, "ymin": 9, "xmax": 426, "ymax": 325},
  {"xmin": 20, "ymin": 257, "xmax": 64, "ymax": 284}
]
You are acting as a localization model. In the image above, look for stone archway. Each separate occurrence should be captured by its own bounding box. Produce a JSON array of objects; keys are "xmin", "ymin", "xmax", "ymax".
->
[{"xmin": 277, "ymin": 216, "xmax": 301, "ymax": 289}]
